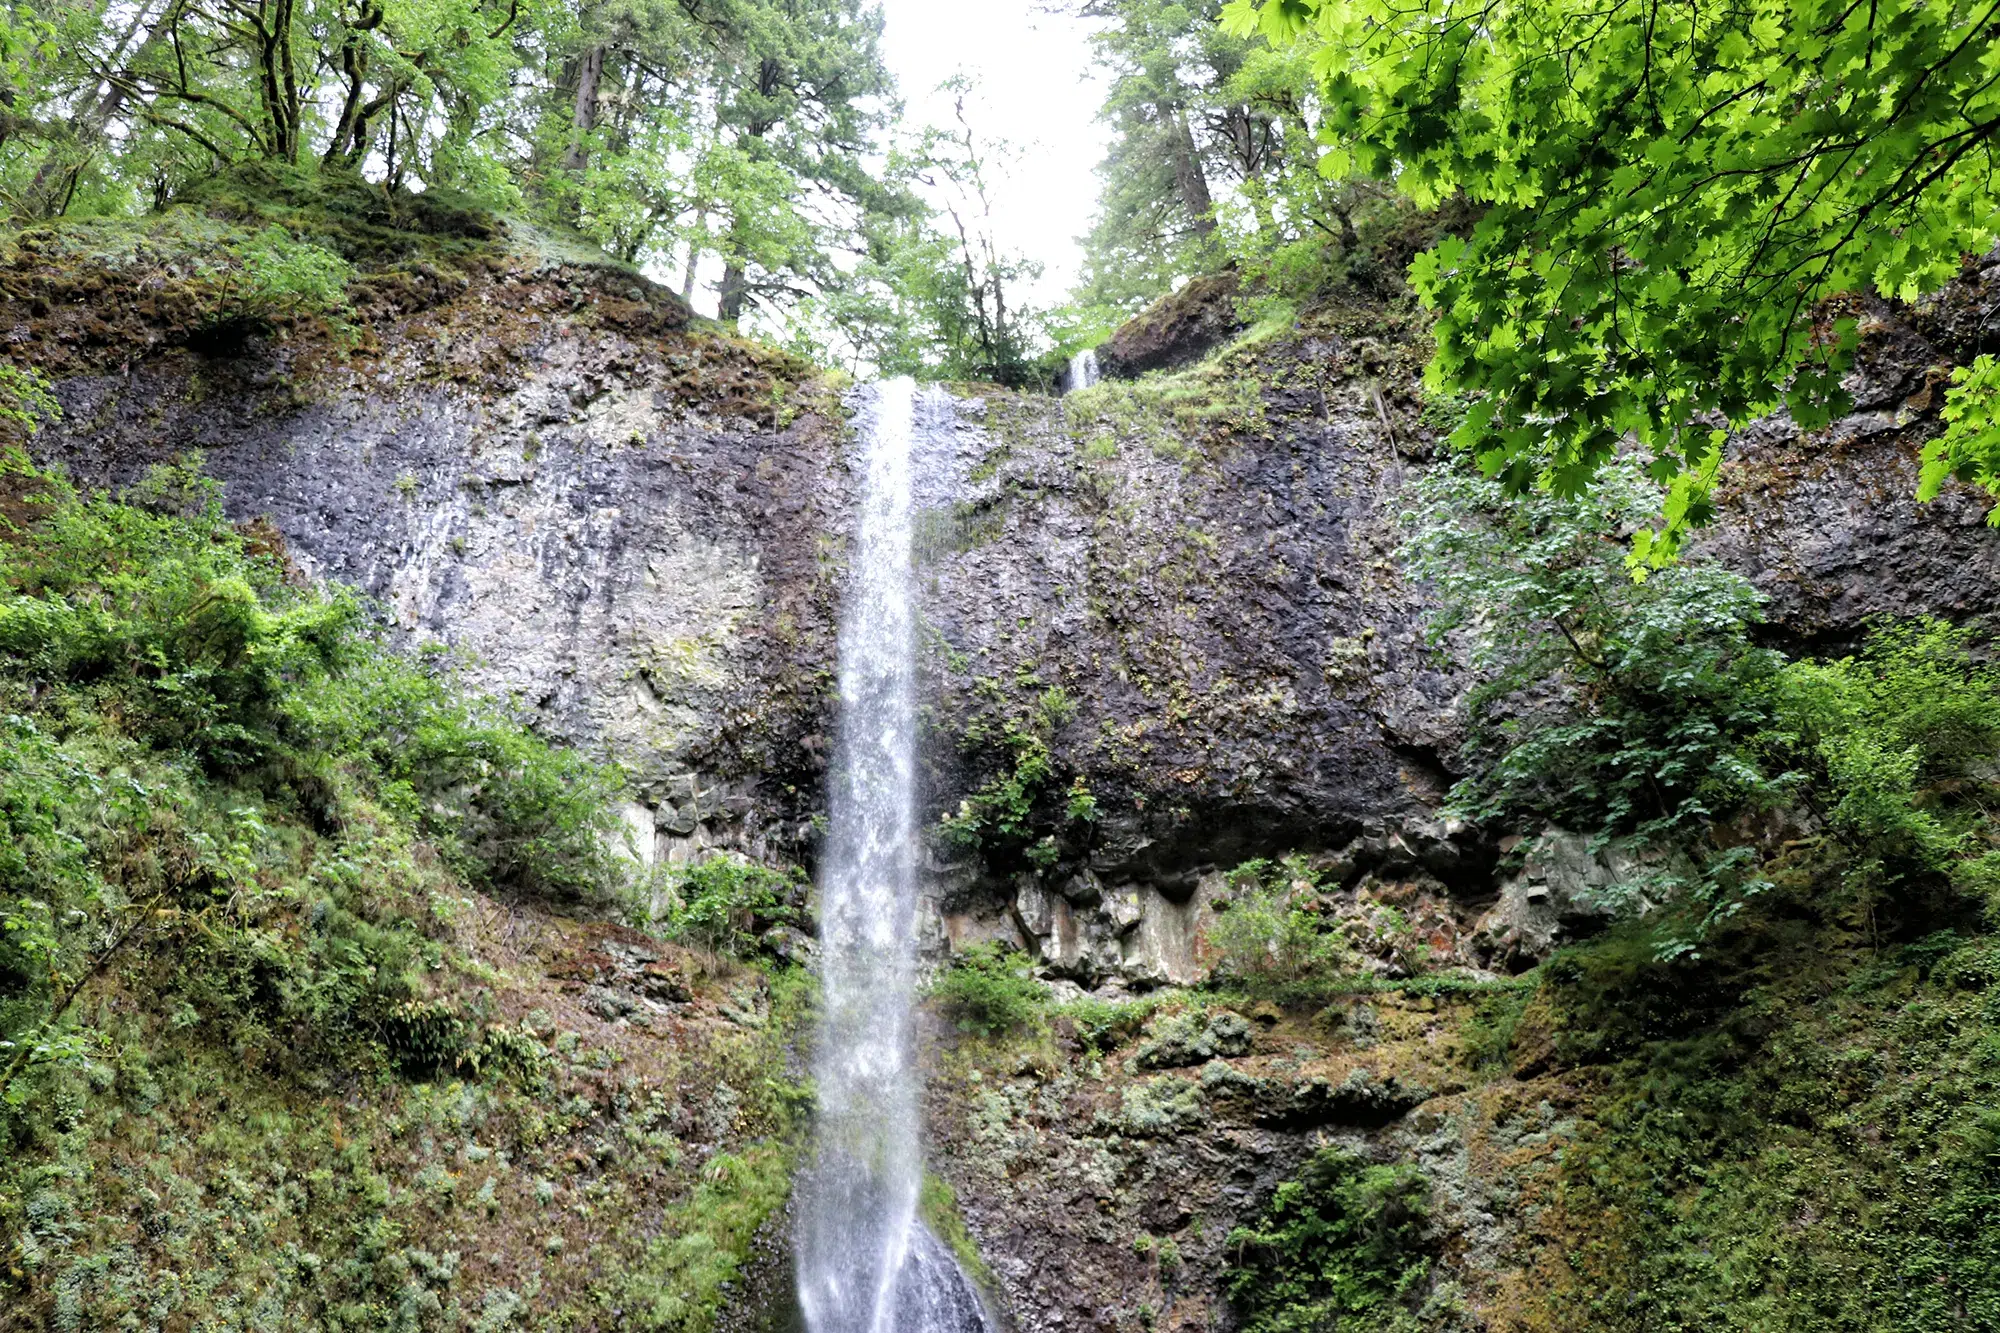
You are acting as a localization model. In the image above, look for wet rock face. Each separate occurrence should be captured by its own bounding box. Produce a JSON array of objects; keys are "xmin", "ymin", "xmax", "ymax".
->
[
  {"xmin": 925, "ymin": 995, "xmax": 1520, "ymax": 1333},
  {"xmin": 30, "ymin": 247, "xmax": 2000, "ymax": 970},
  {"xmin": 33, "ymin": 264, "xmax": 849, "ymax": 865},
  {"xmin": 1706, "ymin": 252, "xmax": 2000, "ymax": 643}
]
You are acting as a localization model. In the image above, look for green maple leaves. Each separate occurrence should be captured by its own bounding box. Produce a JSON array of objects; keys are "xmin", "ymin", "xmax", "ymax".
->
[{"xmin": 1228, "ymin": 0, "xmax": 2000, "ymax": 559}]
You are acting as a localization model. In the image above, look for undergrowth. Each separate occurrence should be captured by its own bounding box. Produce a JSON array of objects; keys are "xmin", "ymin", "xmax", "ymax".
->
[{"xmin": 0, "ymin": 446, "xmax": 808, "ymax": 1330}]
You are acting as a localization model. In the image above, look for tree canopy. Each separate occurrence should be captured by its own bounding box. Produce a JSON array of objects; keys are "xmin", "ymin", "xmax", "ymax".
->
[
  {"xmin": 1217, "ymin": 0, "xmax": 2000, "ymax": 554},
  {"xmin": 0, "ymin": 0, "xmax": 1064, "ymax": 377}
]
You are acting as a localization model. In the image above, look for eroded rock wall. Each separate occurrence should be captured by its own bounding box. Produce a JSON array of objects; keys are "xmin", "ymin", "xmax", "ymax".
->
[
  {"xmin": 30, "ymin": 244, "xmax": 2000, "ymax": 987},
  {"xmin": 26, "ymin": 245, "xmax": 852, "ymax": 869}
]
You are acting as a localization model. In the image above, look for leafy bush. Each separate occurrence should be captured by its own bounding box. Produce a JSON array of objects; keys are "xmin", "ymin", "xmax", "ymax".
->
[
  {"xmin": 1224, "ymin": 1147, "xmax": 1435, "ymax": 1333},
  {"xmin": 0, "ymin": 451, "xmax": 366, "ymax": 770},
  {"xmin": 1403, "ymin": 456, "xmax": 1783, "ymax": 842},
  {"xmin": 0, "ymin": 452, "xmax": 627, "ymax": 1113},
  {"xmin": 1761, "ymin": 619, "xmax": 2000, "ymax": 903},
  {"xmin": 655, "ymin": 856, "xmax": 803, "ymax": 958},
  {"xmin": 1057, "ymin": 992, "xmax": 1161, "ymax": 1055},
  {"xmin": 294, "ymin": 647, "xmax": 624, "ymax": 904},
  {"xmin": 1209, "ymin": 859, "xmax": 1352, "ymax": 998},
  {"xmin": 930, "ymin": 943, "xmax": 1044, "ymax": 1039}
]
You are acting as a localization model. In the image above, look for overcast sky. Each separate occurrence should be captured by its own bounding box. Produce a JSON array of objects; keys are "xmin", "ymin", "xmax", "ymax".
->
[{"xmin": 875, "ymin": 0, "xmax": 1111, "ymax": 305}]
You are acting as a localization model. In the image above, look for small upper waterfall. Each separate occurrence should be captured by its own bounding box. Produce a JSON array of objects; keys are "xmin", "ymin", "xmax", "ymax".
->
[
  {"xmin": 1065, "ymin": 347, "xmax": 1100, "ymax": 393},
  {"xmin": 795, "ymin": 378, "xmax": 991, "ymax": 1333}
]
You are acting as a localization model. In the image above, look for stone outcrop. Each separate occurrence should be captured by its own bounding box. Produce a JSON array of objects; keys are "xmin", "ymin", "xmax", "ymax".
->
[
  {"xmin": 22, "ymin": 222, "xmax": 849, "ymax": 870},
  {"xmin": 1093, "ymin": 269, "xmax": 1246, "ymax": 380}
]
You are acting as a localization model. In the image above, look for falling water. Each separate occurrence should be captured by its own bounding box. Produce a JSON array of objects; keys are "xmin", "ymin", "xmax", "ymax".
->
[
  {"xmin": 1066, "ymin": 347, "xmax": 1100, "ymax": 393},
  {"xmin": 796, "ymin": 378, "xmax": 991, "ymax": 1333}
]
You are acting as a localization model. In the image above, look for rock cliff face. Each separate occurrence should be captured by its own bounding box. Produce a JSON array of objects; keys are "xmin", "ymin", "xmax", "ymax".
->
[
  {"xmin": 30, "ymin": 236, "xmax": 2000, "ymax": 986},
  {"xmin": 24, "ymin": 217, "xmax": 2000, "ymax": 1333},
  {"xmin": 21, "ymin": 229, "xmax": 852, "ymax": 875}
]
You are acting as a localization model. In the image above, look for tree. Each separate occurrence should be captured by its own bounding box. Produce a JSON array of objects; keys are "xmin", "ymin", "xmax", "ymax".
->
[
  {"xmin": 1224, "ymin": 0, "xmax": 2000, "ymax": 560},
  {"xmin": 698, "ymin": 0, "xmax": 897, "ymax": 326},
  {"xmin": 783, "ymin": 82, "xmax": 1050, "ymax": 384},
  {"xmin": 1071, "ymin": 0, "xmax": 1246, "ymax": 314}
]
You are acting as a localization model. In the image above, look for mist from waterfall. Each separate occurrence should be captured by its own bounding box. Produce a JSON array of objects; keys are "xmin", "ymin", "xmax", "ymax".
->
[{"xmin": 795, "ymin": 377, "xmax": 990, "ymax": 1333}]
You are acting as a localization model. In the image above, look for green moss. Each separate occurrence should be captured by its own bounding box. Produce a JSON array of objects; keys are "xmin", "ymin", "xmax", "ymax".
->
[
  {"xmin": 0, "ymin": 452, "xmax": 812, "ymax": 1328},
  {"xmin": 599, "ymin": 1138, "xmax": 797, "ymax": 1332},
  {"xmin": 919, "ymin": 1171, "xmax": 995, "ymax": 1294},
  {"xmin": 1511, "ymin": 912, "xmax": 2000, "ymax": 1331},
  {"xmin": 1223, "ymin": 1147, "xmax": 1437, "ymax": 1333}
]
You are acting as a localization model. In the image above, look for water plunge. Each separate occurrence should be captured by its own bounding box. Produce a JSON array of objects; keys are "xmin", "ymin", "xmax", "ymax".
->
[
  {"xmin": 1064, "ymin": 347, "xmax": 1100, "ymax": 393},
  {"xmin": 796, "ymin": 378, "xmax": 991, "ymax": 1333}
]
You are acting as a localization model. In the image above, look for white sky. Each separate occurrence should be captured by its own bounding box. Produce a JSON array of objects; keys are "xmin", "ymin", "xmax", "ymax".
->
[{"xmin": 875, "ymin": 0, "xmax": 1111, "ymax": 306}]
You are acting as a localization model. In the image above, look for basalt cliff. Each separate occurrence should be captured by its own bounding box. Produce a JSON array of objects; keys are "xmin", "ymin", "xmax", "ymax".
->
[{"xmin": 8, "ymin": 197, "xmax": 2000, "ymax": 1332}]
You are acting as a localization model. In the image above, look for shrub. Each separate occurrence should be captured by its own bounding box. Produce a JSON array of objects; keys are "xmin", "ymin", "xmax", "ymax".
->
[
  {"xmin": 930, "ymin": 943, "xmax": 1044, "ymax": 1039},
  {"xmin": 1223, "ymin": 1147, "xmax": 1435, "ymax": 1333},
  {"xmin": 0, "ymin": 453, "xmax": 628, "ymax": 1113},
  {"xmin": 1209, "ymin": 860, "xmax": 1351, "ymax": 998},
  {"xmin": 656, "ymin": 856, "xmax": 802, "ymax": 958},
  {"xmin": 0, "ymin": 451, "xmax": 366, "ymax": 770},
  {"xmin": 1761, "ymin": 618, "xmax": 2000, "ymax": 904},
  {"xmin": 293, "ymin": 647, "xmax": 624, "ymax": 904},
  {"xmin": 1402, "ymin": 456, "xmax": 1782, "ymax": 841}
]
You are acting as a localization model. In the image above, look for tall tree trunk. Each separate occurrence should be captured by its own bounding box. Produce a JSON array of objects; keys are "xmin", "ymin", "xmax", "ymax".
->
[
  {"xmin": 718, "ymin": 259, "xmax": 748, "ymax": 323},
  {"xmin": 24, "ymin": 0, "xmax": 180, "ymax": 215},
  {"xmin": 1165, "ymin": 104, "xmax": 1216, "ymax": 240},
  {"xmin": 561, "ymin": 44, "xmax": 606, "ymax": 171},
  {"xmin": 255, "ymin": 0, "xmax": 302, "ymax": 160},
  {"xmin": 323, "ymin": 0, "xmax": 388, "ymax": 167},
  {"xmin": 680, "ymin": 209, "xmax": 706, "ymax": 301}
]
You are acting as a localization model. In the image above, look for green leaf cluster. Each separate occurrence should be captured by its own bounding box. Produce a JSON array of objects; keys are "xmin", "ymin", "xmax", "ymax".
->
[
  {"xmin": 1222, "ymin": 1146, "xmax": 1436, "ymax": 1333},
  {"xmin": 1403, "ymin": 456, "xmax": 1783, "ymax": 841},
  {"xmin": 1223, "ymin": 0, "xmax": 2000, "ymax": 555},
  {"xmin": 1208, "ymin": 856, "xmax": 1355, "ymax": 998},
  {"xmin": 928, "ymin": 942, "xmax": 1046, "ymax": 1040},
  {"xmin": 0, "ymin": 451, "xmax": 626, "ymax": 1116},
  {"xmin": 654, "ymin": 855, "xmax": 803, "ymax": 959}
]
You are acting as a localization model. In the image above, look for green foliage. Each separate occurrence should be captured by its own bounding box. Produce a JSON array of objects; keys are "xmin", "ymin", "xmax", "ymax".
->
[
  {"xmin": 1921, "ymin": 353, "xmax": 2000, "ymax": 520},
  {"xmin": 1224, "ymin": 0, "xmax": 2000, "ymax": 559},
  {"xmin": 0, "ymin": 453, "xmax": 626, "ymax": 1115},
  {"xmin": 604, "ymin": 1139, "xmax": 796, "ymax": 1333},
  {"xmin": 1056, "ymin": 992, "xmax": 1163, "ymax": 1055},
  {"xmin": 937, "ymin": 712, "xmax": 1077, "ymax": 861},
  {"xmin": 1208, "ymin": 858, "xmax": 1352, "ymax": 998},
  {"xmin": 0, "ymin": 365, "xmax": 58, "ymax": 438},
  {"xmin": 1521, "ymin": 918, "xmax": 2000, "ymax": 1330},
  {"xmin": 1403, "ymin": 456, "xmax": 1782, "ymax": 841},
  {"xmin": 655, "ymin": 856, "xmax": 803, "ymax": 959},
  {"xmin": 930, "ymin": 943, "xmax": 1045, "ymax": 1040},
  {"xmin": 209, "ymin": 222, "xmax": 354, "ymax": 328},
  {"xmin": 0, "ymin": 0, "xmax": 921, "ymax": 365},
  {"xmin": 1761, "ymin": 619, "xmax": 2000, "ymax": 904},
  {"xmin": 0, "ymin": 451, "xmax": 366, "ymax": 770},
  {"xmin": 1223, "ymin": 1146, "xmax": 1434, "ymax": 1333}
]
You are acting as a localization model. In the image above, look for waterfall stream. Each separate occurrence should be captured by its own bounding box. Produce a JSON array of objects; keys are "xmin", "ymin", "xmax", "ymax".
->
[
  {"xmin": 1066, "ymin": 347, "xmax": 1100, "ymax": 393},
  {"xmin": 795, "ymin": 378, "xmax": 991, "ymax": 1333}
]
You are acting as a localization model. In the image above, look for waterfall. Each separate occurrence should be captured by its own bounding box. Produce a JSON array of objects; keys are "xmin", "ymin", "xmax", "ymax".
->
[
  {"xmin": 1065, "ymin": 347, "xmax": 1100, "ymax": 393},
  {"xmin": 795, "ymin": 378, "xmax": 991, "ymax": 1333}
]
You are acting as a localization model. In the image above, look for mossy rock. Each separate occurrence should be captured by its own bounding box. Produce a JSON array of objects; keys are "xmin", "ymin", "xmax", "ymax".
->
[{"xmin": 176, "ymin": 160, "xmax": 502, "ymax": 272}]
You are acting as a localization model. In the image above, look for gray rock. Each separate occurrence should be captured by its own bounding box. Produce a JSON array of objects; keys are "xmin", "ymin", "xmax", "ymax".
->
[
  {"xmin": 1134, "ymin": 1009, "xmax": 1255, "ymax": 1070},
  {"xmin": 1471, "ymin": 828, "xmax": 1660, "ymax": 971},
  {"xmin": 760, "ymin": 924, "xmax": 816, "ymax": 964}
]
